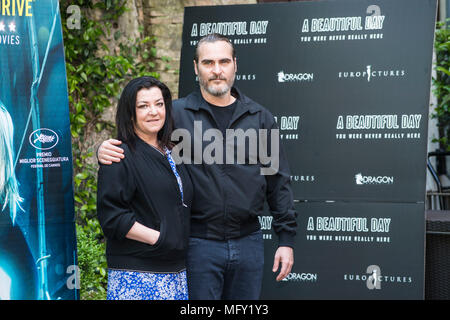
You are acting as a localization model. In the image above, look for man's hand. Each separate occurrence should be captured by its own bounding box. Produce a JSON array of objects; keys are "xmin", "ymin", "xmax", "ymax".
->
[
  {"xmin": 272, "ymin": 246, "xmax": 294, "ymax": 282},
  {"xmin": 98, "ymin": 139, "xmax": 124, "ymax": 164}
]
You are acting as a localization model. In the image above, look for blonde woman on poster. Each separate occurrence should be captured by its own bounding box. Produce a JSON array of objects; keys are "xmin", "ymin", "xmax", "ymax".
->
[{"xmin": 0, "ymin": 101, "xmax": 37, "ymax": 300}]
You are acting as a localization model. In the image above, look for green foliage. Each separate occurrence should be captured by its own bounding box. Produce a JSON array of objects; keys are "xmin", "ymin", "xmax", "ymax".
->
[
  {"xmin": 433, "ymin": 20, "xmax": 450, "ymax": 149},
  {"xmin": 76, "ymin": 224, "xmax": 107, "ymax": 300},
  {"xmin": 60, "ymin": 0, "xmax": 159, "ymax": 299}
]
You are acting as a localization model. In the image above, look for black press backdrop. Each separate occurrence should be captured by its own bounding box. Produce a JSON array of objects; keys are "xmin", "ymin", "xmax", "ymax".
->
[{"xmin": 178, "ymin": 0, "xmax": 437, "ymax": 299}]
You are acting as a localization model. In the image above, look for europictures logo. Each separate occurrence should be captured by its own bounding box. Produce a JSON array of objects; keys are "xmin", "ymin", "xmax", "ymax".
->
[
  {"xmin": 290, "ymin": 175, "xmax": 315, "ymax": 183},
  {"xmin": 235, "ymin": 73, "xmax": 256, "ymax": 81},
  {"xmin": 29, "ymin": 128, "xmax": 59, "ymax": 150},
  {"xmin": 355, "ymin": 173, "xmax": 393, "ymax": 185},
  {"xmin": 195, "ymin": 73, "xmax": 256, "ymax": 82},
  {"xmin": 344, "ymin": 265, "xmax": 413, "ymax": 290},
  {"xmin": 338, "ymin": 65, "xmax": 406, "ymax": 82},
  {"xmin": 277, "ymin": 71, "xmax": 313, "ymax": 83}
]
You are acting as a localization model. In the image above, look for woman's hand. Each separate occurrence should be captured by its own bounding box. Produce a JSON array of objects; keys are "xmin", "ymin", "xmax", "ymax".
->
[{"xmin": 126, "ymin": 222, "xmax": 160, "ymax": 245}]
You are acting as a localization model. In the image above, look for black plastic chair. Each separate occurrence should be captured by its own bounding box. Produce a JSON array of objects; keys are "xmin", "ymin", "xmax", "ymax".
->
[{"xmin": 427, "ymin": 150, "xmax": 450, "ymax": 210}]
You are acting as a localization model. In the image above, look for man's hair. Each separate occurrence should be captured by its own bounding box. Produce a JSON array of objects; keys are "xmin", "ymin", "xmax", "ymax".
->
[
  {"xmin": 0, "ymin": 101, "xmax": 23, "ymax": 224},
  {"xmin": 194, "ymin": 33, "xmax": 236, "ymax": 63},
  {"xmin": 115, "ymin": 76, "xmax": 175, "ymax": 151}
]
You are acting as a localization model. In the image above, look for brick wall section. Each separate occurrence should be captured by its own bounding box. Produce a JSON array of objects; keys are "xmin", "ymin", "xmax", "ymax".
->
[
  {"xmin": 144, "ymin": 0, "xmax": 257, "ymax": 98},
  {"xmin": 88, "ymin": 0, "xmax": 256, "ymax": 159}
]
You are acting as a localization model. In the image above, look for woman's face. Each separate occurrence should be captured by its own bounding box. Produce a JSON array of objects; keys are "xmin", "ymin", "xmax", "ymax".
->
[{"xmin": 133, "ymin": 87, "xmax": 166, "ymax": 144}]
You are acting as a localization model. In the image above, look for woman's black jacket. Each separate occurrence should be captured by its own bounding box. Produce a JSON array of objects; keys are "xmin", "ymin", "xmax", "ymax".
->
[{"xmin": 97, "ymin": 138, "xmax": 193, "ymax": 273}]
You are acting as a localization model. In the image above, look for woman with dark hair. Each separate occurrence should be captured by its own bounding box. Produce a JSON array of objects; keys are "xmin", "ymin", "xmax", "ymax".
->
[{"xmin": 97, "ymin": 76, "xmax": 193, "ymax": 300}]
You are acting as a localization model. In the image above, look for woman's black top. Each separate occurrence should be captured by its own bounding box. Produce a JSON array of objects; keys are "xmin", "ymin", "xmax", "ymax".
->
[{"xmin": 97, "ymin": 138, "xmax": 193, "ymax": 273}]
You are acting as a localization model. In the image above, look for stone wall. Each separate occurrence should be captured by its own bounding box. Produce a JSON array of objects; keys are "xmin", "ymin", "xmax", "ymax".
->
[
  {"xmin": 86, "ymin": 0, "xmax": 256, "ymax": 156},
  {"xmin": 119, "ymin": 0, "xmax": 257, "ymax": 98}
]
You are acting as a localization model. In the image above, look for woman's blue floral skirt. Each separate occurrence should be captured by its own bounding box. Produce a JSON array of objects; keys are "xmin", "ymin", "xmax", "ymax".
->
[{"xmin": 106, "ymin": 269, "xmax": 189, "ymax": 300}]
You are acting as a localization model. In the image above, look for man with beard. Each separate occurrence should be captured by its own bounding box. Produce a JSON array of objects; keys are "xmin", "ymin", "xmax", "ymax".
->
[{"xmin": 97, "ymin": 33, "xmax": 297, "ymax": 300}]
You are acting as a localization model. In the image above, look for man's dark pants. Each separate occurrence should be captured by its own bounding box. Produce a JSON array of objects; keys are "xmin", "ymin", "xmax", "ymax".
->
[{"xmin": 186, "ymin": 230, "xmax": 264, "ymax": 300}]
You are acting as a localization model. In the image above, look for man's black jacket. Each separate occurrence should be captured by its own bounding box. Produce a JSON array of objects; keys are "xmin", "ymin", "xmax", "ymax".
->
[{"xmin": 172, "ymin": 87, "xmax": 297, "ymax": 247}]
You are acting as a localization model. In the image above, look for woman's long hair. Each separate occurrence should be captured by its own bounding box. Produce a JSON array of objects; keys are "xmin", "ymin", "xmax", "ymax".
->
[
  {"xmin": 0, "ymin": 101, "xmax": 23, "ymax": 224},
  {"xmin": 115, "ymin": 76, "xmax": 175, "ymax": 151}
]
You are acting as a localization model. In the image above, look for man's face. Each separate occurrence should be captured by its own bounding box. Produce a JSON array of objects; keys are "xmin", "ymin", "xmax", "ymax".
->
[{"xmin": 194, "ymin": 40, "xmax": 237, "ymax": 97}]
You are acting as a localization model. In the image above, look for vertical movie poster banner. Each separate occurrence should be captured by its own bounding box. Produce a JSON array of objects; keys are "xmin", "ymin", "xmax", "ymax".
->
[
  {"xmin": 0, "ymin": 0, "xmax": 78, "ymax": 299},
  {"xmin": 180, "ymin": 0, "xmax": 437, "ymax": 299}
]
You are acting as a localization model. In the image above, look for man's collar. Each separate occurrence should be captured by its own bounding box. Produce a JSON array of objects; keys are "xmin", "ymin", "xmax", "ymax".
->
[{"xmin": 185, "ymin": 87, "xmax": 258, "ymax": 114}]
